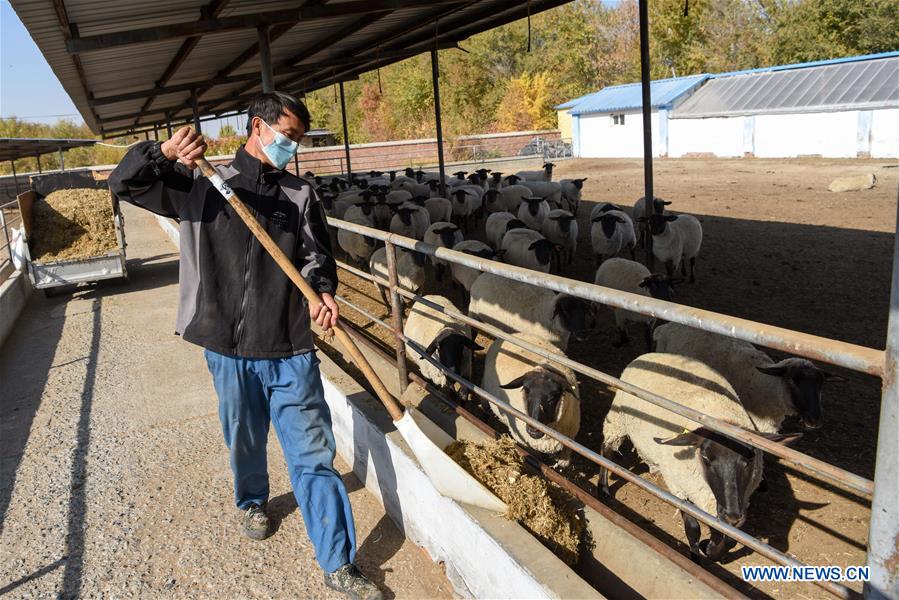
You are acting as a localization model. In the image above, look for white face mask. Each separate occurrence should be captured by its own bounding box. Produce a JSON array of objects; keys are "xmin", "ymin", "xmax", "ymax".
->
[{"xmin": 257, "ymin": 118, "xmax": 299, "ymax": 170}]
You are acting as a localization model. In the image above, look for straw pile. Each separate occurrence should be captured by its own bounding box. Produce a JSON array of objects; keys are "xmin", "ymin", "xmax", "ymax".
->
[
  {"xmin": 446, "ymin": 435, "xmax": 584, "ymax": 565},
  {"xmin": 31, "ymin": 189, "xmax": 117, "ymax": 262}
]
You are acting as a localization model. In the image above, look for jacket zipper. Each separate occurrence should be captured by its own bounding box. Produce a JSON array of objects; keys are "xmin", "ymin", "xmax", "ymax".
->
[{"xmin": 233, "ymin": 176, "xmax": 261, "ymax": 348}]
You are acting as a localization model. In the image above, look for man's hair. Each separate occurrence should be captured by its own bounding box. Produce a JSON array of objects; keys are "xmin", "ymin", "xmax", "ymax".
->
[{"xmin": 246, "ymin": 91, "xmax": 311, "ymax": 134}]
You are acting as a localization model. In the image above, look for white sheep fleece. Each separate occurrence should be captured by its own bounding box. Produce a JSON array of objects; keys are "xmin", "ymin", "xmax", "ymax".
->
[
  {"xmin": 337, "ymin": 208, "xmax": 375, "ymax": 262},
  {"xmin": 369, "ymin": 248, "xmax": 424, "ymax": 294},
  {"xmin": 496, "ymin": 184, "xmax": 532, "ymax": 213},
  {"xmin": 450, "ymin": 240, "xmax": 492, "ymax": 291},
  {"xmin": 653, "ymin": 323, "xmax": 793, "ymax": 433},
  {"xmin": 501, "ymin": 228, "xmax": 551, "ymax": 273},
  {"xmin": 594, "ymin": 258, "xmax": 653, "ymax": 328},
  {"xmin": 602, "ymin": 353, "xmax": 762, "ymax": 514},
  {"xmin": 591, "ymin": 209, "xmax": 636, "ymax": 258},
  {"xmin": 485, "ymin": 212, "xmax": 517, "ymax": 249},
  {"xmin": 403, "ymin": 295, "xmax": 472, "ymax": 388},
  {"xmin": 652, "ymin": 214, "xmax": 702, "ymax": 270},
  {"xmin": 517, "ymin": 199, "xmax": 550, "ymax": 231},
  {"xmin": 469, "ymin": 272, "xmax": 569, "ymax": 348},
  {"xmin": 423, "ymin": 222, "xmax": 464, "ymax": 268},
  {"xmin": 520, "ymin": 180, "xmax": 562, "ymax": 207},
  {"xmin": 482, "ymin": 334, "xmax": 580, "ymax": 455},
  {"xmin": 542, "ymin": 209, "xmax": 578, "ymax": 253}
]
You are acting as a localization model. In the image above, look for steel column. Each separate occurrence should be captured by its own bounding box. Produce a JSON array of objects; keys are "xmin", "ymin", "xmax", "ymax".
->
[
  {"xmin": 36, "ymin": 155, "xmax": 42, "ymax": 174},
  {"xmin": 339, "ymin": 81, "xmax": 352, "ymax": 178},
  {"xmin": 59, "ymin": 148, "xmax": 65, "ymax": 172},
  {"xmin": 384, "ymin": 240, "xmax": 409, "ymax": 392},
  {"xmin": 294, "ymin": 153, "xmax": 300, "ymax": 177},
  {"xmin": 10, "ymin": 161, "xmax": 20, "ymax": 195},
  {"xmin": 0, "ymin": 208, "xmax": 11, "ymax": 265},
  {"xmin": 430, "ymin": 49, "xmax": 447, "ymax": 199},
  {"xmin": 866, "ymin": 199, "xmax": 899, "ymax": 598},
  {"xmin": 152, "ymin": 125, "xmax": 158, "ymax": 141},
  {"xmin": 258, "ymin": 24, "xmax": 274, "ymax": 93},
  {"xmin": 638, "ymin": 0, "xmax": 654, "ymax": 269},
  {"xmin": 166, "ymin": 120, "xmax": 173, "ymax": 137},
  {"xmin": 191, "ymin": 89, "xmax": 202, "ymax": 133}
]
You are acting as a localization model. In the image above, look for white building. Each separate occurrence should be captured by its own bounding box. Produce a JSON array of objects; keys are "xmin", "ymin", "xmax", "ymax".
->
[{"xmin": 560, "ymin": 52, "xmax": 899, "ymax": 159}]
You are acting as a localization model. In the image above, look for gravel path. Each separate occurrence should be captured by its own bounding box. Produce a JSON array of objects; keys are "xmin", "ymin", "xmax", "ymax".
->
[{"xmin": 0, "ymin": 204, "xmax": 452, "ymax": 599}]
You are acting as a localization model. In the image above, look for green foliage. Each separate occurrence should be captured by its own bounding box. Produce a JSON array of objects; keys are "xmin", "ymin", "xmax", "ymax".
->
[{"xmin": 4, "ymin": 0, "xmax": 896, "ymax": 172}]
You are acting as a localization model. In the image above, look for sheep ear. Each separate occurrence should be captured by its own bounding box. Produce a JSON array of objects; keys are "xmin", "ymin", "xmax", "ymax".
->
[
  {"xmin": 638, "ymin": 277, "xmax": 650, "ymax": 288},
  {"xmin": 616, "ymin": 217, "xmax": 626, "ymax": 223},
  {"xmin": 662, "ymin": 201, "xmax": 672, "ymax": 205},
  {"xmin": 654, "ymin": 428, "xmax": 707, "ymax": 447},
  {"xmin": 756, "ymin": 364, "xmax": 788, "ymax": 377},
  {"xmin": 665, "ymin": 215, "xmax": 678, "ymax": 221},
  {"xmin": 757, "ymin": 431, "xmax": 803, "ymax": 446},
  {"xmin": 499, "ymin": 375, "xmax": 528, "ymax": 389}
]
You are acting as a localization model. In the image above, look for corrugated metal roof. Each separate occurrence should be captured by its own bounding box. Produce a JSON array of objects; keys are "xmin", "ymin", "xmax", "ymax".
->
[
  {"xmin": 0, "ymin": 138, "xmax": 97, "ymax": 162},
  {"xmin": 9, "ymin": 0, "xmax": 575, "ymax": 136},
  {"xmin": 568, "ymin": 75, "xmax": 707, "ymax": 116},
  {"xmin": 554, "ymin": 91, "xmax": 598, "ymax": 110},
  {"xmin": 672, "ymin": 54, "xmax": 899, "ymax": 118}
]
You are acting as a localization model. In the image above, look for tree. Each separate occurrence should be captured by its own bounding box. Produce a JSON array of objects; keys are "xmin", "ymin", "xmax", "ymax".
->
[{"xmin": 218, "ymin": 124, "xmax": 237, "ymax": 137}]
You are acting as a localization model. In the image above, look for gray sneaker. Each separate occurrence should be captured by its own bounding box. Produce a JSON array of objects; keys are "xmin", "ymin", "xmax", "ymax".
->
[
  {"xmin": 241, "ymin": 503, "xmax": 270, "ymax": 540},
  {"xmin": 323, "ymin": 564, "xmax": 383, "ymax": 600}
]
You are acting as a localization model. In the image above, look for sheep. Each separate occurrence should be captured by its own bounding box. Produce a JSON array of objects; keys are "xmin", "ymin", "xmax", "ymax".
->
[
  {"xmin": 633, "ymin": 196, "xmax": 672, "ymax": 247},
  {"xmin": 591, "ymin": 209, "xmax": 636, "ymax": 265},
  {"xmin": 541, "ymin": 209, "xmax": 578, "ymax": 267},
  {"xmin": 481, "ymin": 334, "xmax": 579, "ymax": 462},
  {"xmin": 488, "ymin": 184, "xmax": 532, "ymax": 214},
  {"xmin": 502, "ymin": 174, "xmax": 523, "ymax": 186},
  {"xmin": 500, "ymin": 228, "xmax": 555, "ymax": 274},
  {"xmin": 559, "ymin": 178, "xmax": 587, "ymax": 214},
  {"xmin": 488, "ymin": 172, "xmax": 504, "ymax": 190},
  {"xmin": 517, "ymin": 196, "xmax": 550, "ymax": 231},
  {"xmin": 450, "ymin": 240, "xmax": 505, "ymax": 294},
  {"xmin": 390, "ymin": 175, "xmax": 418, "ymax": 190},
  {"xmin": 515, "ymin": 162, "xmax": 555, "ymax": 182},
  {"xmin": 594, "ymin": 258, "xmax": 679, "ymax": 349},
  {"xmin": 600, "ymin": 352, "xmax": 800, "ymax": 562},
  {"xmin": 589, "ymin": 202, "xmax": 623, "ymax": 221},
  {"xmin": 450, "ymin": 189, "xmax": 483, "ymax": 233},
  {"xmin": 404, "ymin": 295, "xmax": 481, "ymax": 395},
  {"xmin": 423, "ymin": 222, "xmax": 463, "ymax": 282},
  {"xmin": 519, "ymin": 180, "xmax": 563, "ymax": 208},
  {"xmin": 389, "ymin": 203, "xmax": 431, "ymax": 240},
  {"xmin": 469, "ymin": 272, "xmax": 596, "ymax": 350},
  {"xmin": 641, "ymin": 213, "xmax": 703, "ymax": 282},
  {"xmin": 419, "ymin": 196, "xmax": 452, "ymax": 224},
  {"xmin": 321, "ymin": 194, "xmax": 350, "ymax": 220},
  {"xmin": 368, "ymin": 247, "xmax": 427, "ymax": 305},
  {"xmin": 338, "ymin": 202, "xmax": 377, "ymax": 263},
  {"xmin": 485, "ymin": 211, "xmax": 517, "ymax": 249},
  {"xmin": 396, "ymin": 178, "xmax": 432, "ymax": 199},
  {"xmin": 653, "ymin": 323, "xmax": 844, "ymax": 431}
]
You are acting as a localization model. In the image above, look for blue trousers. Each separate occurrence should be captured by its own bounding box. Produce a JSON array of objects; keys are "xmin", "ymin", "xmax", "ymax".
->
[{"xmin": 204, "ymin": 348, "xmax": 356, "ymax": 573}]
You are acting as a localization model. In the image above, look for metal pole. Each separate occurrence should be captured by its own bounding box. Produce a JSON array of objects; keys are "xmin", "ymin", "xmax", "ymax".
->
[
  {"xmin": 36, "ymin": 155, "xmax": 42, "ymax": 174},
  {"xmin": 144, "ymin": 131, "xmax": 150, "ymax": 141},
  {"xmin": 191, "ymin": 89, "xmax": 202, "ymax": 133},
  {"xmin": 638, "ymin": 0, "xmax": 654, "ymax": 270},
  {"xmin": 430, "ymin": 49, "xmax": 447, "ymax": 199},
  {"xmin": 339, "ymin": 81, "xmax": 352, "ymax": 179},
  {"xmin": 384, "ymin": 240, "xmax": 409, "ymax": 392},
  {"xmin": 866, "ymin": 200, "xmax": 899, "ymax": 598},
  {"xmin": 10, "ymin": 161, "xmax": 20, "ymax": 195},
  {"xmin": 0, "ymin": 208, "xmax": 11, "ymax": 266},
  {"xmin": 59, "ymin": 148, "xmax": 65, "ymax": 172},
  {"xmin": 258, "ymin": 24, "xmax": 274, "ymax": 93},
  {"xmin": 166, "ymin": 120, "xmax": 173, "ymax": 138},
  {"xmin": 294, "ymin": 153, "xmax": 300, "ymax": 177},
  {"xmin": 152, "ymin": 125, "xmax": 158, "ymax": 141}
]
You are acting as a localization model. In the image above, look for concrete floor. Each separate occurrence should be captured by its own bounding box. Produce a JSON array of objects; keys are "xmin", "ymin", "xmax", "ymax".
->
[{"xmin": 0, "ymin": 204, "xmax": 453, "ymax": 599}]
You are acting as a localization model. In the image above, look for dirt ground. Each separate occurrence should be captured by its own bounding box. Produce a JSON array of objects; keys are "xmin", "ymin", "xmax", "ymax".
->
[{"xmin": 332, "ymin": 157, "xmax": 898, "ymax": 599}]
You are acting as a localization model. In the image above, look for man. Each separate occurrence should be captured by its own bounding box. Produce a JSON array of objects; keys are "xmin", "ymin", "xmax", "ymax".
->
[{"xmin": 108, "ymin": 91, "xmax": 381, "ymax": 600}]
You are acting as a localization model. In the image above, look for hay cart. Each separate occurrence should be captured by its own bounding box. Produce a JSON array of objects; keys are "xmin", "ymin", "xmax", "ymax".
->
[{"xmin": 17, "ymin": 172, "xmax": 128, "ymax": 296}]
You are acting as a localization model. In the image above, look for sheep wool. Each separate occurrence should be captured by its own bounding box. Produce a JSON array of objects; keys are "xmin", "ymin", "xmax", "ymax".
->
[
  {"xmin": 482, "ymin": 334, "xmax": 580, "ymax": 456},
  {"xmin": 594, "ymin": 258, "xmax": 654, "ymax": 329},
  {"xmin": 403, "ymin": 295, "xmax": 473, "ymax": 388},
  {"xmin": 653, "ymin": 323, "xmax": 795, "ymax": 433},
  {"xmin": 602, "ymin": 353, "xmax": 762, "ymax": 515}
]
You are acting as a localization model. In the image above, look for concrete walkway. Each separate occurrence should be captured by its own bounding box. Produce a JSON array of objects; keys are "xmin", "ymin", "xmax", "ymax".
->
[{"xmin": 0, "ymin": 204, "xmax": 452, "ymax": 599}]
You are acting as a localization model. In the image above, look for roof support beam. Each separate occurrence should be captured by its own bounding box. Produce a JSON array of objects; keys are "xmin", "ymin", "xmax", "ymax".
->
[
  {"xmin": 66, "ymin": 0, "xmax": 467, "ymax": 54},
  {"xmin": 51, "ymin": 0, "xmax": 100, "ymax": 128},
  {"xmin": 258, "ymin": 25, "xmax": 274, "ymax": 93}
]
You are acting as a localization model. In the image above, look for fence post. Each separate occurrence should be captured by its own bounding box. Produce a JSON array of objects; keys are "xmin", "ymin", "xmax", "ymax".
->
[
  {"xmin": 384, "ymin": 240, "xmax": 409, "ymax": 393},
  {"xmin": 0, "ymin": 207, "xmax": 12, "ymax": 266},
  {"xmin": 866, "ymin": 200, "xmax": 899, "ymax": 598}
]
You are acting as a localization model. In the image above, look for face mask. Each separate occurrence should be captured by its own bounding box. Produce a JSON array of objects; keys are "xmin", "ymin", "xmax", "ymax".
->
[{"xmin": 258, "ymin": 119, "xmax": 298, "ymax": 170}]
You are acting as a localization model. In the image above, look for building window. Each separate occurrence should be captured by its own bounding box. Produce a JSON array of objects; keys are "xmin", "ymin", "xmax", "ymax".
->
[{"xmin": 611, "ymin": 113, "xmax": 625, "ymax": 126}]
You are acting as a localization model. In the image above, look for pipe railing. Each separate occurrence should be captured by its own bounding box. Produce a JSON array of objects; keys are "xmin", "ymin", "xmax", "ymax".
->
[
  {"xmin": 329, "ymin": 282, "xmax": 853, "ymax": 599},
  {"xmin": 331, "ymin": 217, "xmax": 883, "ymax": 377},
  {"xmin": 335, "ymin": 255, "xmax": 874, "ymax": 496}
]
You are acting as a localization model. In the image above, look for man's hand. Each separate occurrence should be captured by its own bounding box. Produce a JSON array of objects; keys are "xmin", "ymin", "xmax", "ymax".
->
[
  {"xmin": 311, "ymin": 293, "xmax": 339, "ymax": 331},
  {"xmin": 160, "ymin": 126, "xmax": 207, "ymax": 169}
]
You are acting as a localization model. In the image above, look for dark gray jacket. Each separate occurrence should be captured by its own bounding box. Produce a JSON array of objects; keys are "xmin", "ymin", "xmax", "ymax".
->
[{"xmin": 108, "ymin": 142, "xmax": 337, "ymax": 358}]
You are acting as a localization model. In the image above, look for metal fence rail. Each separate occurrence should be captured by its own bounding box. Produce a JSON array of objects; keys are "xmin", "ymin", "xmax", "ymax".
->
[
  {"xmin": 0, "ymin": 198, "xmax": 22, "ymax": 285},
  {"xmin": 324, "ymin": 215, "xmax": 885, "ymax": 599}
]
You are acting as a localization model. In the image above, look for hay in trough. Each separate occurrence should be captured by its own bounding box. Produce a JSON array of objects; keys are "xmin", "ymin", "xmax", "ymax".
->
[
  {"xmin": 31, "ymin": 188, "xmax": 117, "ymax": 262},
  {"xmin": 446, "ymin": 435, "xmax": 584, "ymax": 565}
]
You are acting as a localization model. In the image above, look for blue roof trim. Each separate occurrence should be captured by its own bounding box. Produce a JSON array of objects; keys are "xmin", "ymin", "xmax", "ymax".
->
[
  {"xmin": 569, "ymin": 74, "xmax": 707, "ymax": 116},
  {"xmin": 708, "ymin": 50, "xmax": 899, "ymax": 79}
]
